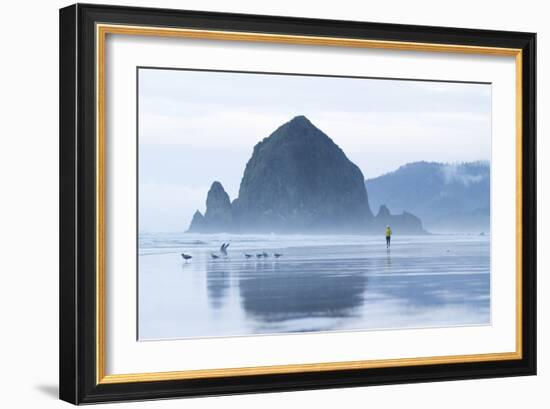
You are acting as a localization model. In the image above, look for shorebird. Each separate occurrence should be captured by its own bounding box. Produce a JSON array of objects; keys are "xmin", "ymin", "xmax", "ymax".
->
[
  {"xmin": 244, "ymin": 253, "xmax": 253, "ymax": 258},
  {"xmin": 256, "ymin": 253, "xmax": 263, "ymax": 258},
  {"xmin": 220, "ymin": 243, "xmax": 230, "ymax": 256},
  {"xmin": 262, "ymin": 252, "xmax": 269, "ymax": 257},
  {"xmin": 210, "ymin": 253, "xmax": 220, "ymax": 259},
  {"xmin": 274, "ymin": 253, "xmax": 283, "ymax": 258},
  {"xmin": 181, "ymin": 253, "xmax": 192, "ymax": 261}
]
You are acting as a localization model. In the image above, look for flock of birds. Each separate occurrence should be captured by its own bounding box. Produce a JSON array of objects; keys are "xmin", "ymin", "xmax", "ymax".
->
[{"xmin": 181, "ymin": 242, "xmax": 283, "ymax": 262}]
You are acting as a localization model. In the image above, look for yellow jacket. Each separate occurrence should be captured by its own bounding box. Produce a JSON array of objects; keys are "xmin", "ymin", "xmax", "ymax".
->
[{"xmin": 385, "ymin": 227, "xmax": 392, "ymax": 237}]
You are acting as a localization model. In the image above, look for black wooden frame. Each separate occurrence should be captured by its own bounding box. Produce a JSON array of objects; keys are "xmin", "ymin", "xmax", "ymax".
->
[{"xmin": 59, "ymin": 3, "xmax": 537, "ymax": 404}]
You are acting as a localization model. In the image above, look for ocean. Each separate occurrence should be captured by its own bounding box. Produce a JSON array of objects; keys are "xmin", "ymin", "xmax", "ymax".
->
[{"xmin": 138, "ymin": 233, "xmax": 490, "ymax": 340}]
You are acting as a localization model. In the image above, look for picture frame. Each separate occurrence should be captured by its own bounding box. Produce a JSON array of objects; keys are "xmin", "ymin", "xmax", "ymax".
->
[{"xmin": 59, "ymin": 3, "xmax": 536, "ymax": 404}]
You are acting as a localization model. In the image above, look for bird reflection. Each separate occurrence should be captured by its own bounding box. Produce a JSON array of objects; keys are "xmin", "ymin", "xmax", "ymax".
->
[{"xmin": 205, "ymin": 262, "xmax": 230, "ymax": 309}]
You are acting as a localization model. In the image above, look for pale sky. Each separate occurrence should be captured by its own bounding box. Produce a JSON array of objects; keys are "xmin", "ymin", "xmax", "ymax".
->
[{"xmin": 138, "ymin": 68, "xmax": 491, "ymax": 232}]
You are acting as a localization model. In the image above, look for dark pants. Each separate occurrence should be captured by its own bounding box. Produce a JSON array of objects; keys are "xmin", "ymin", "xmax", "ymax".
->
[{"xmin": 386, "ymin": 236, "xmax": 391, "ymax": 247}]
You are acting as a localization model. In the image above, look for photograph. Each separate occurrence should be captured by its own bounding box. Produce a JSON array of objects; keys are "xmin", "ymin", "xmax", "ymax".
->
[
  {"xmin": 57, "ymin": 3, "xmax": 536, "ymax": 404},
  {"xmin": 137, "ymin": 68, "xmax": 492, "ymax": 340}
]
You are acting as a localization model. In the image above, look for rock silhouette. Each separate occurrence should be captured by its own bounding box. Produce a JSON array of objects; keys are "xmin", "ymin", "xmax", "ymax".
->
[
  {"xmin": 232, "ymin": 115, "xmax": 373, "ymax": 233},
  {"xmin": 188, "ymin": 181, "xmax": 232, "ymax": 232},
  {"xmin": 188, "ymin": 116, "xmax": 426, "ymax": 234},
  {"xmin": 373, "ymin": 205, "xmax": 426, "ymax": 235}
]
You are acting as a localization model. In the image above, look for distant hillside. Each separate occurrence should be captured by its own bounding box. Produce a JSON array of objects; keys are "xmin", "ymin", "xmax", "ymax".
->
[{"xmin": 365, "ymin": 161, "xmax": 490, "ymax": 233}]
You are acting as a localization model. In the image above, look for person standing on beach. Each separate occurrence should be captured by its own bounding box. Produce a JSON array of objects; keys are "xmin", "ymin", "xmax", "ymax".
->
[{"xmin": 385, "ymin": 225, "xmax": 392, "ymax": 248}]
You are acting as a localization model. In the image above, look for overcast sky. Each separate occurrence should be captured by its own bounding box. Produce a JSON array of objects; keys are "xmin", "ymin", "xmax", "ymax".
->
[{"xmin": 138, "ymin": 68, "xmax": 491, "ymax": 232}]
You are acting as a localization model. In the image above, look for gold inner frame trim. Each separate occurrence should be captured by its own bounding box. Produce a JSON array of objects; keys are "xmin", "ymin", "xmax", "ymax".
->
[{"xmin": 95, "ymin": 23, "xmax": 523, "ymax": 385}]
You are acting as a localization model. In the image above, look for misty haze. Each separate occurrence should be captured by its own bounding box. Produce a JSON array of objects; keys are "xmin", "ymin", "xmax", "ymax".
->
[{"xmin": 138, "ymin": 68, "xmax": 491, "ymax": 340}]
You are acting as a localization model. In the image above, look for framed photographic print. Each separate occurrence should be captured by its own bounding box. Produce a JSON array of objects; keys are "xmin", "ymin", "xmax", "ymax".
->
[{"xmin": 59, "ymin": 3, "xmax": 536, "ymax": 404}]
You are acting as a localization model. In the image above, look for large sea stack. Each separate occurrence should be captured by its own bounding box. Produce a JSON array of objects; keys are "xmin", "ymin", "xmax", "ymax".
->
[
  {"xmin": 187, "ymin": 116, "xmax": 426, "ymax": 234},
  {"xmin": 232, "ymin": 115, "xmax": 373, "ymax": 233}
]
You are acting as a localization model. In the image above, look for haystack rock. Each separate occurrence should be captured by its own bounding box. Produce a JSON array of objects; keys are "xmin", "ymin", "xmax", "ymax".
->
[
  {"xmin": 232, "ymin": 115, "xmax": 373, "ymax": 233},
  {"xmin": 187, "ymin": 116, "xmax": 426, "ymax": 234}
]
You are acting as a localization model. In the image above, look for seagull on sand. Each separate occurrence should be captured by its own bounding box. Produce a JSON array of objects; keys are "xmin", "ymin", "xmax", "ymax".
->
[
  {"xmin": 210, "ymin": 253, "xmax": 220, "ymax": 259},
  {"xmin": 262, "ymin": 252, "xmax": 269, "ymax": 258},
  {"xmin": 274, "ymin": 253, "xmax": 283, "ymax": 258},
  {"xmin": 220, "ymin": 243, "xmax": 230, "ymax": 256},
  {"xmin": 244, "ymin": 253, "xmax": 253, "ymax": 258},
  {"xmin": 256, "ymin": 253, "xmax": 263, "ymax": 258},
  {"xmin": 181, "ymin": 253, "xmax": 192, "ymax": 261}
]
